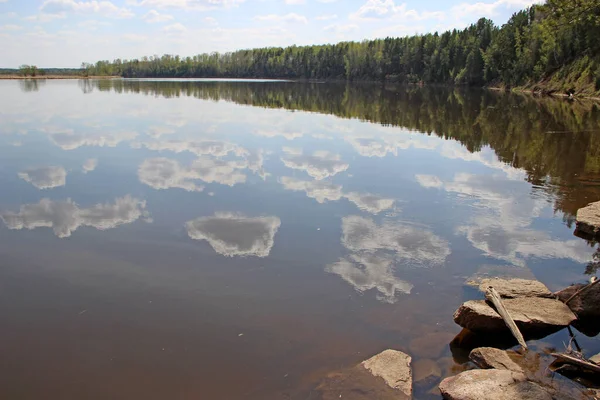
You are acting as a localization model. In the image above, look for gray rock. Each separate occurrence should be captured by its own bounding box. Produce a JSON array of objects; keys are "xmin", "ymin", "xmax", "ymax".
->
[
  {"xmin": 465, "ymin": 265, "xmax": 535, "ymax": 287},
  {"xmin": 361, "ymin": 349, "xmax": 412, "ymax": 397},
  {"xmin": 453, "ymin": 298, "xmax": 577, "ymax": 335},
  {"xmin": 439, "ymin": 369, "xmax": 552, "ymax": 400},
  {"xmin": 469, "ymin": 347, "xmax": 523, "ymax": 372},
  {"xmin": 556, "ymin": 283, "xmax": 600, "ymax": 319},
  {"xmin": 478, "ymin": 278, "xmax": 552, "ymax": 298},
  {"xmin": 576, "ymin": 201, "xmax": 600, "ymax": 238}
]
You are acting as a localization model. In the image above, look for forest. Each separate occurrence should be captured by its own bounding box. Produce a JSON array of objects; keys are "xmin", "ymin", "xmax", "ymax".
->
[{"xmin": 79, "ymin": 0, "xmax": 600, "ymax": 94}]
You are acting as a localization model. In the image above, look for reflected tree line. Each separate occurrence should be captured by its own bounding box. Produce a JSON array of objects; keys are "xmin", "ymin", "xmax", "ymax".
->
[{"xmin": 83, "ymin": 79, "xmax": 600, "ymax": 225}]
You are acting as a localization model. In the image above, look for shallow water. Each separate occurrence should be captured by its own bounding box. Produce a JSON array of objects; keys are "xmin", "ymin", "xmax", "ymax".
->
[{"xmin": 0, "ymin": 79, "xmax": 599, "ymax": 399}]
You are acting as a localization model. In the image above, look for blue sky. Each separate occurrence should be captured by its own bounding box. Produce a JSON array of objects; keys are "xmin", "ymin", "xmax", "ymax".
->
[{"xmin": 0, "ymin": 0, "xmax": 541, "ymax": 68}]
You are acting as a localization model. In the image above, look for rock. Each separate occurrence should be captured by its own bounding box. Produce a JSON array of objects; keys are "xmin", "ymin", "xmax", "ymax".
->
[
  {"xmin": 590, "ymin": 353, "xmax": 600, "ymax": 365},
  {"xmin": 453, "ymin": 298, "xmax": 577, "ymax": 335},
  {"xmin": 408, "ymin": 331, "xmax": 455, "ymax": 358},
  {"xmin": 478, "ymin": 278, "xmax": 552, "ymax": 298},
  {"xmin": 438, "ymin": 369, "xmax": 552, "ymax": 400},
  {"xmin": 469, "ymin": 347, "xmax": 523, "ymax": 372},
  {"xmin": 556, "ymin": 283, "xmax": 600, "ymax": 336},
  {"xmin": 316, "ymin": 366, "xmax": 408, "ymax": 400},
  {"xmin": 575, "ymin": 201, "xmax": 600, "ymax": 239},
  {"xmin": 413, "ymin": 358, "xmax": 441, "ymax": 385},
  {"xmin": 556, "ymin": 283, "xmax": 600, "ymax": 319},
  {"xmin": 361, "ymin": 349, "xmax": 412, "ymax": 397},
  {"xmin": 466, "ymin": 265, "xmax": 535, "ymax": 287}
]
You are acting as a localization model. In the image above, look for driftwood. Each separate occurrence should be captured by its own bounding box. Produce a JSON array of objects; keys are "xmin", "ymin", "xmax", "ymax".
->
[
  {"xmin": 565, "ymin": 278, "xmax": 600, "ymax": 305},
  {"xmin": 551, "ymin": 353, "xmax": 600, "ymax": 375},
  {"xmin": 485, "ymin": 287, "xmax": 528, "ymax": 351}
]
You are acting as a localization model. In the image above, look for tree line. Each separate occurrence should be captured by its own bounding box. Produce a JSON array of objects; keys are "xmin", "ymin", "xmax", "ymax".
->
[{"xmin": 81, "ymin": 0, "xmax": 600, "ymax": 92}]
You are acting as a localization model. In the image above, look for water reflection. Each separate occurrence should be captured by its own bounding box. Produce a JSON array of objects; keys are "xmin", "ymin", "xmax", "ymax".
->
[
  {"xmin": 0, "ymin": 195, "xmax": 148, "ymax": 238},
  {"xmin": 49, "ymin": 129, "xmax": 138, "ymax": 150},
  {"xmin": 280, "ymin": 177, "xmax": 395, "ymax": 214},
  {"xmin": 82, "ymin": 158, "xmax": 98, "ymax": 173},
  {"xmin": 87, "ymin": 79, "xmax": 600, "ymax": 221},
  {"xmin": 186, "ymin": 213, "xmax": 281, "ymax": 257},
  {"xmin": 417, "ymin": 173, "xmax": 592, "ymax": 266},
  {"xmin": 281, "ymin": 148, "xmax": 349, "ymax": 180},
  {"xmin": 18, "ymin": 166, "xmax": 66, "ymax": 189}
]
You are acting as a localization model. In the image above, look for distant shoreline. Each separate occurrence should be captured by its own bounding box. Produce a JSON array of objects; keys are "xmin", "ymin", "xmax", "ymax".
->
[{"xmin": 0, "ymin": 75, "xmax": 121, "ymax": 80}]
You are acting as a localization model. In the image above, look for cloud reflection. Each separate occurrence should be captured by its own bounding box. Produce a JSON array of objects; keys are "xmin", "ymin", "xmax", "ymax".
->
[
  {"xmin": 186, "ymin": 213, "xmax": 281, "ymax": 257},
  {"xmin": 0, "ymin": 195, "xmax": 148, "ymax": 238},
  {"xmin": 280, "ymin": 177, "xmax": 394, "ymax": 214},
  {"xmin": 18, "ymin": 166, "xmax": 66, "ymax": 189},
  {"xmin": 281, "ymin": 148, "xmax": 349, "ymax": 180},
  {"xmin": 416, "ymin": 173, "xmax": 592, "ymax": 266}
]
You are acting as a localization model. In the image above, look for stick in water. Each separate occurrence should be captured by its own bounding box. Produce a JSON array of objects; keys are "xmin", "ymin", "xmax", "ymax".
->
[
  {"xmin": 551, "ymin": 353, "xmax": 600, "ymax": 375},
  {"xmin": 485, "ymin": 287, "xmax": 528, "ymax": 351}
]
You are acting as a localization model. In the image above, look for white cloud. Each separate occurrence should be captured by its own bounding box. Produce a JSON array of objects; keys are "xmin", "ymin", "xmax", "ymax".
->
[
  {"xmin": 163, "ymin": 22, "xmax": 186, "ymax": 32},
  {"xmin": 316, "ymin": 14, "xmax": 337, "ymax": 20},
  {"xmin": 0, "ymin": 195, "xmax": 148, "ymax": 238},
  {"xmin": 254, "ymin": 129, "xmax": 303, "ymax": 140},
  {"xmin": 82, "ymin": 158, "xmax": 98, "ymax": 173},
  {"xmin": 133, "ymin": 138, "xmax": 243, "ymax": 158},
  {"xmin": 186, "ymin": 213, "xmax": 281, "ymax": 257},
  {"xmin": 142, "ymin": 9, "xmax": 173, "ymax": 23},
  {"xmin": 415, "ymin": 174, "xmax": 442, "ymax": 188},
  {"xmin": 138, "ymin": 157, "xmax": 206, "ymax": 192},
  {"xmin": 255, "ymin": 13, "xmax": 308, "ymax": 24},
  {"xmin": 450, "ymin": 0, "xmax": 542, "ymax": 20},
  {"xmin": 121, "ymin": 33, "xmax": 147, "ymax": 41},
  {"xmin": 344, "ymin": 192, "xmax": 395, "ymax": 215},
  {"xmin": 146, "ymin": 126, "xmax": 176, "ymax": 138},
  {"xmin": 18, "ymin": 166, "xmax": 66, "ymax": 190},
  {"xmin": 0, "ymin": 24, "xmax": 22, "ymax": 31},
  {"xmin": 285, "ymin": 0, "xmax": 305, "ymax": 3},
  {"xmin": 323, "ymin": 23, "xmax": 358, "ymax": 33},
  {"xmin": 204, "ymin": 16, "xmax": 218, "ymax": 26},
  {"xmin": 127, "ymin": 0, "xmax": 245, "ymax": 11},
  {"xmin": 40, "ymin": 0, "xmax": 135, "ymax": 19},
  {"xmin": 281, "ymin": 149, "xmax": 349, "ymax": 180}
]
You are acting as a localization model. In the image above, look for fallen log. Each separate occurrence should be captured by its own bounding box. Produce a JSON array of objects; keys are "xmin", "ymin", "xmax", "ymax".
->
[
  {"xmin": 485, "ymin": 287, "xmax": 528, "ymax": 351},
  {"xmin": 551, "ymin": 353, "xmax": 600, "ymax": 375}
]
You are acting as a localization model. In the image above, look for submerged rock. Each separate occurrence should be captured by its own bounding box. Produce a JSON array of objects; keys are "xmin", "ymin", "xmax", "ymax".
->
[
  {"xmin": 465, "ymin": 265, "xmax": 535, "ymax": 287},
  {"xmin": 413, "ymin": 358, "xmax": 442, "ymax": 386},
  {"xmin": 408, "ymin": 331, "xmax": 455, "ymax": 358},
  {"xmin": 362, "ymin": 349, "xmax": 412, "ymax": 397},
  {"xmin": 315, "ymin": 349, "xmax": 412, "ymax": 400},
  {"xmin": 438, "ymin": 369, "xmax": 552, "ymax": 400},
  {"xmin": 478, "ymin": 278, "xmax": 552, "ymax": 298},
  {"xmin": 575, "ymin": 201, "xmax": 600, "ymax": 238},
  {"xmin": 453, "ymin": 298, "xmax": 577, "ymax": 335},
  {"xmin": 469, "ymin": 347, "xmax": 523, "ymax": 373}
]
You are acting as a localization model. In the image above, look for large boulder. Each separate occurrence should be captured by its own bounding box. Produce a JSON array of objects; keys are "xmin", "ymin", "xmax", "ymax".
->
[
  {"xmin": 454, "ymin": 297, "xmax": 577, "ymax": 336},
  {"xmin": 439, "ymin": 369, "xmax": 552, "ymax": 400},
  {"xmin": 478, "ymin": 278, "xmax": 552, "ymax": 298},
  {"xmin": 469, "ymin": 347, "xmax": 523, "ymax": 373},
  {"xmin": 575, "ymin": 201, "xmax": 600, "ymax": 239}
]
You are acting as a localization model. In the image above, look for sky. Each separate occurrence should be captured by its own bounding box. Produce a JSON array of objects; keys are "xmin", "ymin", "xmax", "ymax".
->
[{"xmin": 0, "ymin": 0, "xmax": 541, "ymax": 68}]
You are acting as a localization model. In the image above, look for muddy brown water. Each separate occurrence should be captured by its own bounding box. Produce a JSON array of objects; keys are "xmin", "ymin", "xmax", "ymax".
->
[{"xmin": 0, "ymin": 79, "xmax": 599, "ymax": 399}]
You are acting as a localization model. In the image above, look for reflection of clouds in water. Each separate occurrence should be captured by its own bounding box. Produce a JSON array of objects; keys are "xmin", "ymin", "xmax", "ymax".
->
[
  {"xmin": 341, "ymin": 215, "xmax": 451, "ymax": 265},
  {"xmin": 281, "ymin": 148, "xmax": 349, "ymax": 180},
  {"xmin": 186, "ymin": 213, "xmax": 281, "ymax": 257},
  {"xmin": 18, "ymin": 166, "xmax": 66, "ymax": 189},
  {"xmin": 327, "ymin": 215, "xmax": 449, "ymax": 302},
  {"xmin": 439, "ymin": 144, "xmax": 526, "ymax": 180},
  {"xmin": 416, "ymin": 173, "xmax": 592, "ymax": 266},
  {"xmin": 345, "ymin": 130, "xmax": 439, "ymax": 158},
  {"xmin": 133, "ymin": 139, "xmax": 242, "ymax": 158},
  {"xmin": 280, "ymin": 177, "xmax": 394, "ymax": 214},
  {"xmin": 0, "ymin": 195, "xmax": 148, "ymax": 238},
  {"xmin": 326, "ymin": 253, "xmax": 413, "ymax": 303},
  {"xmin": 139, "ymin": 156, "xmax": 248, "ymax": 189},
  {"xmin": 82, "ymin": 158, "xmax": 98, "ymax": 174},
  {"xmin": 139, "ymin": 158, "xmax": 206, "ymax": 192},
  {"xmin": 49, "ymin": 130, "xmax": 138, "ymax": 150},
  {"xmin": 146, "ymin": 126, "xmax": 176, "ymax": 139},
  {"xmin": 254, "ymin": 129, "xmax": 303, "ymax": 140}
]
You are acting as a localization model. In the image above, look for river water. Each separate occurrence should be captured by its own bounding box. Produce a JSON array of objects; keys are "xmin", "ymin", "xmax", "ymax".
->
[{"xmin": 0, "ymin": 79, "xmax": 599, "ymax": 399}]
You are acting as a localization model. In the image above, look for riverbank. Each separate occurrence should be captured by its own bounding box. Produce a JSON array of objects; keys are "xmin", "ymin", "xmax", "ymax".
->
[{"xmin": 0, "ymin": 75, "xmax": 121, "ymax": 80}]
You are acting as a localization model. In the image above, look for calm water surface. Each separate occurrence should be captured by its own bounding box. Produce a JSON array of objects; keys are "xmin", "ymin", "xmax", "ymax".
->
[{"xmin": 1, "ymin": 79, "xmax": 600, "ymax": 399}]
